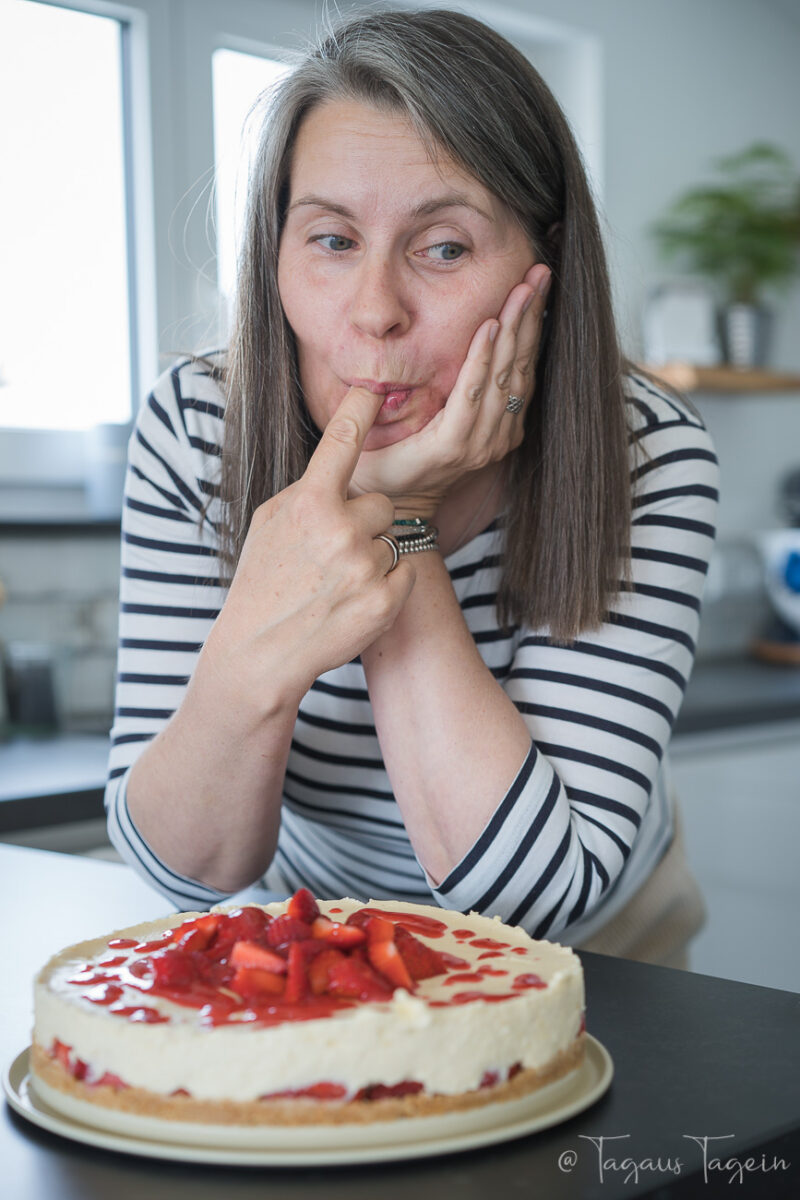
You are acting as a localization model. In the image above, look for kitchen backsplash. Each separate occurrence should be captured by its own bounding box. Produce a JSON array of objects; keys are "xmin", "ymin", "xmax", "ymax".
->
[{"xmin": 0, "ymin": 531, "xmax": 120, "ymax": 732}]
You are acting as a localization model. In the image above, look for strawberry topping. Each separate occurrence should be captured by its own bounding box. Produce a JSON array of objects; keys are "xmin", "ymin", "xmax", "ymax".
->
[
  {"xmin": 287, "ymin": 887, "xmax": 321, "ymax": 924},
  {"xmin": 61, "ymin": 891, "xmax": 530, "ymax": 1031}
]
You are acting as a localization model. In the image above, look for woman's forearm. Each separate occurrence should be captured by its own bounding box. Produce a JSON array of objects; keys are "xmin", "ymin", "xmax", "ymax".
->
[
  {"xmin": 122, "ymin": 387, "xmax": 413, "ymax": 895},
  {"xmin": 360, "ymin": 551, "xmax": 532, "ymax": 885},
  {"xmin": 125, "ymin": 630, "xmax": 299, "ymax": 893}
]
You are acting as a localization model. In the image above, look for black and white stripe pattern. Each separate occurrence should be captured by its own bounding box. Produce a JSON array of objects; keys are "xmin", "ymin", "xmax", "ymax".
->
[{"xmin": 105, "ymin": 357, "xmax": 718, "ymax": 941}]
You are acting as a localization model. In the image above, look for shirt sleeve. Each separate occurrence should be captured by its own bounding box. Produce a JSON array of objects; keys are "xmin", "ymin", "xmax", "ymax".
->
[
  {"xmin": 426, "ymin": 378, "xmax": 719, "ymax": 938},
  {"xmin": 104, "ymin": 356, "xmax": 235, "ymax": 909}
]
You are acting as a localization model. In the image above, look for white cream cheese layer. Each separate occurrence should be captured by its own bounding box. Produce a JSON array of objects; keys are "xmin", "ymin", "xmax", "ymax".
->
[{"xmin": 33, "ymin": 898, "xmax": 584, "ymax": 1101}]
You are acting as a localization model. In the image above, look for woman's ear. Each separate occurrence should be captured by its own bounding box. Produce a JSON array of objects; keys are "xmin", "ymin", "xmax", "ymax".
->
[{"xmin": 546, "ymin": 221, "xmax": 562, "ymax": 245}]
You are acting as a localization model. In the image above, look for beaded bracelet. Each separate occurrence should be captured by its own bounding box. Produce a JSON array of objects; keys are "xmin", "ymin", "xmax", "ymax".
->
[
  {"xmin": 396, "ymin": 525, "xmax": 439, "ymax": 555},
  {"xmin": 391, "ymin": 517, "xmax": 430, "ymax": 531}
]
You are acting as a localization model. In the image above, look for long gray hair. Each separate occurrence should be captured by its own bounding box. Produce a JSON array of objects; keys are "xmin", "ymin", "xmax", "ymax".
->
[{"xmin": 221, "ymin": 6, "xmax": 636, "ymax": 640}]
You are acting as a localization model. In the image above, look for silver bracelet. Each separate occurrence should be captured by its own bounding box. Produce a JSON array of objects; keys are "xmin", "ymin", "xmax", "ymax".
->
[{"xmin": 396, "ymin": 525, "xmax": 439, "ymax": 555}]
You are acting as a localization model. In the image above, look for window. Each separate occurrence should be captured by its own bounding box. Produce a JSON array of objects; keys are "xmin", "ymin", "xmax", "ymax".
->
[
  {"xmin": 212, "ymin": 49, "xmax": 290, "ymax": 331},
  {"xmin": 0, "ymin": 0, "xmax": 132, "ymax": 431}
]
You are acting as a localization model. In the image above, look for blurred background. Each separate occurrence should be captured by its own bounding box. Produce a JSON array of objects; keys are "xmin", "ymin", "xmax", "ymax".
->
[{"xmin": 1, "ymin": 0, "xmax": 798, "ymax": 992}]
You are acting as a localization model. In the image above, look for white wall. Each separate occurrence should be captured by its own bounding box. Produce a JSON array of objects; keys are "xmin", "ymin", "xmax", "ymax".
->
[{"xmin": 482, "ymin": 0, "xmax": 800, "ymax": 368}]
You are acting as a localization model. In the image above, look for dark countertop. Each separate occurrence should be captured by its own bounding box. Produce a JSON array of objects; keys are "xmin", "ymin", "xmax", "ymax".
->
[
  {"xmin": 2, "ymin": 846, "xmax": 798, "ymax": 1199},
  {"xmin": 2, "ymin": 657, "xmax": 800, "ymax": 834}
]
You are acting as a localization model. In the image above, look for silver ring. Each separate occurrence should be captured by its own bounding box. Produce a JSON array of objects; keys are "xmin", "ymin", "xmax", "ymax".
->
[
  {"xmin": 376, "ymin": 533, "xmax": 400, "ymax": 573},
  {"xmin": 505, "ymin": 394, "xmax": 524, "ymax": 414}
]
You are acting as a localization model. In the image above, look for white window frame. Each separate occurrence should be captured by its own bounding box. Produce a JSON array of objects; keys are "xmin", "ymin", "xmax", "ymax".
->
[{"xmin": 0, "ymin": 0, "xmax": 602, "ymax": 521}]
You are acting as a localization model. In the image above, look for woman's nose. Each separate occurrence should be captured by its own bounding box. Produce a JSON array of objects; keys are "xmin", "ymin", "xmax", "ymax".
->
[{"xmin": 348, "ymin": 254, "xmax": 412, "ymax": 340}]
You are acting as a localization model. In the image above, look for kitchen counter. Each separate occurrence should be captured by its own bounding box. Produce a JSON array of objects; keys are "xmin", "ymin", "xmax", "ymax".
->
[
  {"xmin": 2, "ymin": 845, "xmax": 798, "ymax": 1199},
  {"xmin": 2, "ymin": 656, "xmax": 800, "ymax": 836},
  {"xmin": 0, "ymin": 732, "xmax": 109, "ymax": 835}
]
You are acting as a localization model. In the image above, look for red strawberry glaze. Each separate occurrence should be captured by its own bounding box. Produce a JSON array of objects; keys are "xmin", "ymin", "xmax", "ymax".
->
[
  {"xmin": 351, "ymin": 908, "xmax": 448, "ymax": 938},
  {"xmin": 513, "ymin": 973, "xmax": 547, "ymax": 989},
  {"xmin": 355, "ymin": 1081, "xmax": 424, "ymax": 1101},
  {"xmin": 66, "ymin": 970, "xmax": 117, "ymax": 987},
  {"xmin": 329, "ymin": 907, "xmax": 343, "ymax": 914},
  {"xmin": 477, "ymin": 967, "xmax": 509, "ymax": 977},
  {"xmin": 107, "ymin": 938, "xmax": 138, "ymax": 949},
  {"xmin": 453, "ymin": 929, "xmax": 474, "ymax": 939},
  {"xmin": 469, "ymin": 938, "xmax": 509, "ymax": 950},
  {"xmin": 94, "ymin": 1072, "xmax": 129, "ymax": 1089},
  {"xmin": 84, "ymin": 983, "xmax": 125, "ymax": 1005},
  {"xmin": 133, "ymin": 932, "xmax": 176, "ymax": 953},
  {"xmin": 261, "ymin": 1082, "xmax": 349, "ymax": 1101},
  {"xmin": 444, "ymin": 973, "xmax": 485, "ymax": 986},
  {"xmin": 205, "ymin": 997, "xmax": 358, "ymax": 1028},
  {"xmin": 477, "ymin": 950, "xmax": 504, "ymax": 960},
  {"xmin": 439, "ymin": 952, "xmax": 469, "ymax": 969},
  {"xmin": 479, "ymin": 1062, "xmax": 522, "ymax": 1088},
  {"xmin": 433, "ymin": 992, "xmax": 516, "ymax": 1005},
  {"xmin": 512, "ymin": 947, "xmax": 529, "ymax": 955},
  {"xmin": 112, "ymin": 1006, "xmax": 169, "ymax": 1023}
]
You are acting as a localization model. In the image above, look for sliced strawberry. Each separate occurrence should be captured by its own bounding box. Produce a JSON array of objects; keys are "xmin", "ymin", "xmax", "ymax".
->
[
  {"xmin": 190, "ymin": 951, "xmax": 236, "ymax": 988},
  {"xmin": 284, "ymin": 939, "xmax": 327, "ymax": 1003},
  {"xmin": 344, "ymin": 908, "xmax": 373, "ymax": 930},
  {"xmin": 311, "ymin": 916, "xmax": 367, "ymax": 948},
  {"xmin": 263, "ymin": 1081, "xmax": 348, "ymax": 1100},
  {"xmin": 355, "ymin": 1080, "xmax": 424, "ymax": 1100},
  {"xmin": 394, "ymin": 926, "xmax": 449, "ymax": 981},
  {"xmin": 94, "ymin": 1071, "xmax": 128, "ymax": 1090},
  {"xmin": 230, "ymin": 940, "xmax": 287, "ymax": 973},
  {"xmin": 367, "ymin": 939, "xmax": 415, "ymax": 991},
  {"xmin": 364, "ymin": 915, "xmax": 395, "ymax": 944},
  {"xmin": 231, "ymin": 965, "xmax": 286, "ymax": 998},
  {"xmin": 176, "ymin": 914, "xmax": 220, "ymax": 952},
  {"xmin": 326, "ymin": 955, "xmax": 394, "ymax": 1002},
  {"xmin": 149, "ymin": 948, "xmax": 196, "ymax": 988},
  {"xmin": 308, "ymin": 948, "xmax": 347, "ymax": 995},
  {"xmin": 287, "ymin": 887, "xmax": 320, "ymax": 923},
  {"xmin": 264, "ymin": 915, "xmax": 313, "ymax": 951},
  {"xmin": 216, "ymin": 906, "xmax": 271, "ymax": 947},
  {"xmin": 52, "ymin": 1039, "xmax": 71, "ymax": 1070}
]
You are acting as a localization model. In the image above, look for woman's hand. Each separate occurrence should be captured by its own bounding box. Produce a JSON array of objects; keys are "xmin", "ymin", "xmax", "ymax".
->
[
  {"xmin": 205, "ymin": 387, "xmax": 415, "ymax": 709},
  {"xmin": 349, "ymin": 264, "xmax": 551, "ymax": 517}
]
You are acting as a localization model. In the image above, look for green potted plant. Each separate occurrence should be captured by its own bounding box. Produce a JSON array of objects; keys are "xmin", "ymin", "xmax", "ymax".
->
[{"xmin": 650, "ymin": 142, "xmax": 800, "ymax": 367}]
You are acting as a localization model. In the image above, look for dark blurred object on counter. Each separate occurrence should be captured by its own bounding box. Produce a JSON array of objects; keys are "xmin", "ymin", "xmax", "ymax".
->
[
  {"xmin": 779, "ymin": 466, "xmax": 800, "ymax": 526},
  {"xmin": 4, "ymin": 642, "xmax": 59, "ymax": 730}
]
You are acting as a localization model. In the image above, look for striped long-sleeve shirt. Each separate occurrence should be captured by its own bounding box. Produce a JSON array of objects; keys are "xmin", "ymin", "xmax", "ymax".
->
[{"xmin": 105, "ymin": 355, "xmax": 719, "ymax": 944}]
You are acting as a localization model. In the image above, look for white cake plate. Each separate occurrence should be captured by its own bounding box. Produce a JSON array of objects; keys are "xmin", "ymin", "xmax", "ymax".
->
[{"xmin": 4, "ymin": 1036, "xmax": 612, "ymax": 1166}]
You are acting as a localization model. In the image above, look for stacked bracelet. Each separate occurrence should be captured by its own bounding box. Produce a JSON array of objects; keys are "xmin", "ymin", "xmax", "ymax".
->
[
  {"xmin": 397, "ymin": 527, "xmax": 439, "ymax": 554},
  {"xmin": 393, "ymin": 523, "xmax": 439, "ymax": 555}
]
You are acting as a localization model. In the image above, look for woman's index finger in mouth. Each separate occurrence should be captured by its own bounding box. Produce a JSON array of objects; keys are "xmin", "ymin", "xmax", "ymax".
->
[{"xmin": 305, "ymin": 387, "xmax": 385, "ymax": 496}]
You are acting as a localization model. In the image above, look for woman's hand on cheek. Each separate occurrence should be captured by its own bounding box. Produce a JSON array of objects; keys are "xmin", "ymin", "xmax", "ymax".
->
[{"xmin": 349, "ymin": 263, "xmax": 552, "ymax": 517}]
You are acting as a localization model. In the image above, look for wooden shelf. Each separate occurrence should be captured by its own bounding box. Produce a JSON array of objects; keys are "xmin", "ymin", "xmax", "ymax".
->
[{"xmin": 639, "ymin": 363, "xmax": 800, "ymax": 394}]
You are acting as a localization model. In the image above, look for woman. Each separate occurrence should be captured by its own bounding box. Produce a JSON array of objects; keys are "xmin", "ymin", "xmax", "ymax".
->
[{"xmin": 106, "ymin": 9, "xmax": 718, "ymax": 964}]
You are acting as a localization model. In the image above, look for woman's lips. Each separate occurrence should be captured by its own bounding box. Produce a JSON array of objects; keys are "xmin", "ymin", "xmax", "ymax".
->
[
  {"xmin": 347, "ymin": 380, "xmax": 415, "ymax": 423},
  {"xmin": 377, "ymin": 388, "xmax": 413, "ymax": 418}
]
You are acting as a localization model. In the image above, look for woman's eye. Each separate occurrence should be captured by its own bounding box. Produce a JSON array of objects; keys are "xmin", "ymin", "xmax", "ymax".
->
[
  {"xmin": 313, "ymin": 234, "xmax": 354, "ymax": 253},
  {"xmin": 424, "ymin": 241, "xmax": 466, "ymax": 262}
]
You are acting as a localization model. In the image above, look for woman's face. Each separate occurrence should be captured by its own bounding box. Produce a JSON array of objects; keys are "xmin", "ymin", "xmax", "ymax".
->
[{"xmin": 278, "ymin": 99, "xmax": 538, "ymax": 451}]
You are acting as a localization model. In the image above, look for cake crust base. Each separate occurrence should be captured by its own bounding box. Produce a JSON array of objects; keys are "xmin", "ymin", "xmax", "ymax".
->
[{"xmin": 31, "ymin": 1036, "xmax": 585, "ymax": 1126}]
